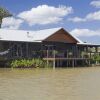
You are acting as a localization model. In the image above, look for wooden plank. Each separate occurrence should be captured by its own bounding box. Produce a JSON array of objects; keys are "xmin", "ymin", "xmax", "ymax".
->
[{"xmin": 43, "ymin": 57, "xmax": 91, "ymax": 61}]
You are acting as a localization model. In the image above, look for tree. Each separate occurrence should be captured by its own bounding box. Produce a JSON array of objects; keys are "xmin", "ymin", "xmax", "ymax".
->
[{"xmin": 0, "ymin": 7, "xmax": 12, "ymax": 28}]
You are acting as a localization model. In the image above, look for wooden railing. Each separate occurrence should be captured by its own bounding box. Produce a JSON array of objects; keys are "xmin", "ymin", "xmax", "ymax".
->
[{"xmin": 0, "ymin": 49, "xmax": 100, "ymax": 60}]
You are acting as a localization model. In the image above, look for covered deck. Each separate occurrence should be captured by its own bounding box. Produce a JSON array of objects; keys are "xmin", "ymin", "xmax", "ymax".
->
[{"xmin": 42, "ymin": 42, "xmax": 100, "ymax": 68}]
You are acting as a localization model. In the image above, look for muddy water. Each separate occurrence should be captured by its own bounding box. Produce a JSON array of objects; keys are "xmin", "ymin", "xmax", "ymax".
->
[{"xmin": 0, "ymin": 67, "xmax": 100, "ymax": 100}]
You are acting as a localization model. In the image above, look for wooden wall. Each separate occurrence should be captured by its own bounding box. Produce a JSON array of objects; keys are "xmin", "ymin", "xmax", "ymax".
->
[{"xmin": 44, "ymin": 29, "xmax": 78, "ymax": 43}]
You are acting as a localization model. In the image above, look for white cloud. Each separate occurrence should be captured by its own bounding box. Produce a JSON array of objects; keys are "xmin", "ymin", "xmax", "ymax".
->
[
  {"xmin": 69, "ymin": 10, "xmax": 100, "ymax": 22},
  {"xmin": 90, "ymin": 0, "xmax": 100, "ymax": 8},
  {"xmin": 2, "ymin": 17, "xmax": 23, "ymax": 29},
  {"xmin": 68, "ymin": 1, "xmax": 100, "ymax": 23},
  {"xmin": 18, "ymin": 5, "xmax": 73, "ymax": 25},
  {"xmin": 68, "ymin": 17, "xmax": 86, "ymax": 22},
  {"xmin": 86, "ymin": 10, "xmax": 100, "ymax": 20},
  {"xmin": 70, "ymin": 28, "xmax": 100, "ymax": 37}
]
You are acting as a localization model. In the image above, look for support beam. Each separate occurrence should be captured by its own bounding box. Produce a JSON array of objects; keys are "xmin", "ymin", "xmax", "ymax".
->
[
  {"xmin": 74, "ymin": 59, "xmax": 77, "ymax": 67},
  {"xmin": 67, "ymin": 60, "xmax": 68, "ymax": 67},
  {"xmin": 88, "ymin": 59, "xmax": 91, "ymax": 66},
  {"xmin": 46, "ymin": 49, "xmax": 49, "ymax": 67},
  {"xmin": 26, "ymin": 42, "xmax": 29, "ymax": 58},
  {"xmin": 90, "ymin": 52, "xmax": 92, "ymax": 59},
  {"xmin": 53, "ymin": 50, "xmax": 56, "ymax": 69},
  {"xmin": 72, "ymin": 59, "xmax": 75, "ymax": 68}
]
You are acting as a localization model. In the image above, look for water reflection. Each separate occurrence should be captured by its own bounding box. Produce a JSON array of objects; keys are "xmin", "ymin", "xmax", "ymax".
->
[{"xmin": 0, "ymin": 67, "xmax": 100, "ymax": 100}]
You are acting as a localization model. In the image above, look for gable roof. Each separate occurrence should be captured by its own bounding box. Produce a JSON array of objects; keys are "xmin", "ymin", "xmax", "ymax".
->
[
  {"xmin": 0, "ymin": 27, "xmax": 83, "ymax": 43},
  {"xmin": 62, "ymin": 28, "xmax": 83, "ymax": 43}
]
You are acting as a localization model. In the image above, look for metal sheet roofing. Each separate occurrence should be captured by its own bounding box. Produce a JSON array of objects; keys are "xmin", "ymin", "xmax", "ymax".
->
[
  {"xmin": 0, "ymin": 27, "xmax": 83, "ymax": 43},
  {"xmin": 0, "ymin": 27, "xmax": 62, "ymax": 42}
]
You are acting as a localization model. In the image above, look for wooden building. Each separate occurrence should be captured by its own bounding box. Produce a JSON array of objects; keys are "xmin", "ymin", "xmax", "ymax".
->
[{"xmin": 0, "ymin": 27, "xmax": 100, "ymax": 67}]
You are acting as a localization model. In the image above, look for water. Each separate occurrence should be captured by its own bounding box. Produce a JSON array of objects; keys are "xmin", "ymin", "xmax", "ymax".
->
[{"xmin": 0, "ymin": 67, "xmax": 100, "ymax": 100}]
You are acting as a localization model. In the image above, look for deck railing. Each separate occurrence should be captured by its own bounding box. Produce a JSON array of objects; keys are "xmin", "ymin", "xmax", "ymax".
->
[
  {"xmin": 0, "ymin": 49, "xmax": 100, "ymax": 60},
  {"xmin": 41, "ymin": 50, "xmax": 94, "ymax": 59}
]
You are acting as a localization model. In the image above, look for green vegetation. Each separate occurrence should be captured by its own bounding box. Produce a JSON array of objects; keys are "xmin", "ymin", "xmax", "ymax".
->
[
  {"xmin": 10, "ymin": 59, "xmax": 48, "ymax": 68},
  {"xmin": 0, "ymin": 7, "xmax": 12, "ymax": 28},
  {"xmin": 93, "ymin": 55, "xmax": 100, "ymax": 61},
  {"xmin": 91, "ymin": 54, "xmax": 100, "ymax": 64}
]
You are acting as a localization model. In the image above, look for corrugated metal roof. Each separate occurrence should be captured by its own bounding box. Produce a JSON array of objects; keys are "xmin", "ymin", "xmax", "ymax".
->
[
  {"xmin": 77, "ymin": 42, "xmax": 100, "ymax": 46},
  {"xmin": 0, "ymin": 27, "xmax": 62, "ymax": 42},
  {"xmin": 0, "ymin": 27, "xmax": 83, "ymax": 43}
]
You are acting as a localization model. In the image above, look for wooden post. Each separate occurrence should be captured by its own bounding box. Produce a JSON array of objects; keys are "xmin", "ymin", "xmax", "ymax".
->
[
  {"xmin": 68, "ymin": 60, "xmax": 70, "ymax": 67},
  {"xmin": 78, "ymin": 49, "xmax": 80, "ymax": 58},
  {"xmin": 16, "ymin": 44, "xmax": 19, "ymax": 57},
  {"xmin": 66, "ymin": 50, "xmax": 68, "ymax": 58},
  {"xmin": 46, "ymin": 47, "xmax": 49, "ymax": 67},
  {"xmin": 20, "ymin": 44, "xmax": 23, "ymax": 58},
  {"xmin": 72, "ymin": 59, "xmax": 75, "ymax": 68},
  {"xmin": 74, "ymin": 59, "xmax": 77, "ymax": 67},
  {"xmin": 53, "ymin": 50, "xmax": 56, "ymax": 69},
  {"xmin": 95, "ymin": 47, "xmax": 98, "ymax": 52},
  {"xmin": 40, "ymin": 44, "xmax": 43, "ymax": 58},
  {"xmin": 88, "ymin": 59, "xmax": 91, "ymax": 66},
  {"xmin": 75, "ymin": 45, "xmax": 77, "ymax": 58},
  {"xmin": 57, "ymin": 60, "xmax": 59, "ymax": 67},
  {"xmin": 26, "ymin": 42, "xmax": 29, "ymax": 58},
  {"xmin": 67, "ymin": 60, "xmax": 68, "ymax": 67},
  {"xmin": 90, "ymin": 52, "xmax": 91, "ymax": 59}
]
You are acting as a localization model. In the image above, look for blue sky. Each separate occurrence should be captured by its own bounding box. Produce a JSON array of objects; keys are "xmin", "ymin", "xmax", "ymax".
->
[{"xmin": 0, "ymin": 0, "xmax": 100, "ymax": 44}]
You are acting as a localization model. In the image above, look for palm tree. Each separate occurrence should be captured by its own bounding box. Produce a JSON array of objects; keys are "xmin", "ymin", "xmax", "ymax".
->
[{"xmin": 0, "ymin": 7, "xmax": 12, "ymax": 28}]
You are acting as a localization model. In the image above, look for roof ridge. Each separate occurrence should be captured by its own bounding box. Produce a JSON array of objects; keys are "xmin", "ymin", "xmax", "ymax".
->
[{"xmin": 0, "ymin": 27, "xmax": 62, "ymax": 32}]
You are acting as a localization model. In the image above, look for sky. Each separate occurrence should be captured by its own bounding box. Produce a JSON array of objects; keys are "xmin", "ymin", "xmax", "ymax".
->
[{"xmin": 0, "ymin": 0, "xmax": 100, "ymax": 44}]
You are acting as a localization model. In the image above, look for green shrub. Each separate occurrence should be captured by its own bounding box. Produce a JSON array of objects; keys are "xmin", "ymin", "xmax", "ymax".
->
[
  {"xmin": 91, "ymin": 54, "xmax": 100, "ymax": 64},
  {"xmin": 10, "ymin": 58, "xmax": 47, "ymax": 68}
]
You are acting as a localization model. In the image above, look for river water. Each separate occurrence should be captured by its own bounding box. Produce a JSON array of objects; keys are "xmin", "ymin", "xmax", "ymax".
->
[{"xmin": 0, "ymin": 67, "xmax": 100, "ymax": 100}]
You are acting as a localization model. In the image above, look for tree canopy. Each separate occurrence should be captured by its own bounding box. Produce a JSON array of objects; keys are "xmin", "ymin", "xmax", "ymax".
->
[{"xmin": 0, "ymin": 7, "xmax": 12, "ymax": 28}]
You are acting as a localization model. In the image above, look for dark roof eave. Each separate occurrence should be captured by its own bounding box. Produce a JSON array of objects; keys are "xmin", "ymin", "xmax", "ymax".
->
[{"xmin": 77, "ymin": 43, "xmax": 100, "ymax": 47}]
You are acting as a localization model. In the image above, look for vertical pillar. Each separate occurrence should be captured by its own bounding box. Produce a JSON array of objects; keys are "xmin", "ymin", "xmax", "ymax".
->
[
  {"xmin": 40, "ymin": 44, "xmax": 43, "ymax": 58},
  {"xmin": 57, "ymin": 60, "xmax": 59, "ymax": 67},
  {"xmin": 72, "ymin": 59, "xmax": 75, "ymax": 68},
  {"xmin": 46, "ymin": 48, "xmax": 49, "ymax": 67},
  {"xmin": 74, "ymin": 59, "xmax": 77, "ymax": 67},
  {"xmin": 95, "ymin": 47, "xmax": 97, "ymax": 65},
  {"xmin": 95, "ymin": 47, "xmax": 98, "ymax": 52},
  {"xmin": 90, "ymin": 52, "xmax": 91, "ymax": 58},
  {"xmin": 75, "ymin": 45, "xmax": 78, "ymax": 58},
  {"xmin": 20, "ymin": 44, "xmax": 23, "ymax": 58},
  {"xmin": 67, "ymin": 60, "xmax": 68, "ymax": 67},
  {"xmin": 26, "ymin": 42, "xmax": 29, "ymax": 58},
  {"xmin": 53, "ymin": 50, "xmax": 56, "ymax": 69},
  {"xmin": 82, "ymin": 60, "xmax": 84, "ymax": 67},
  {"xmin": 66, "ymin": 50, "xmax": 68, "ymax": 58},
  {"xmin": 59, "ymin": 60, "xmax": 62, "ymax": 67},
  {"xmin": 78, "ymin": 49, "xmax": 80, "ymax": 58},
  {"xmin": 89, "ymin": 59, "xmax": 91, "ymax": 66}
]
